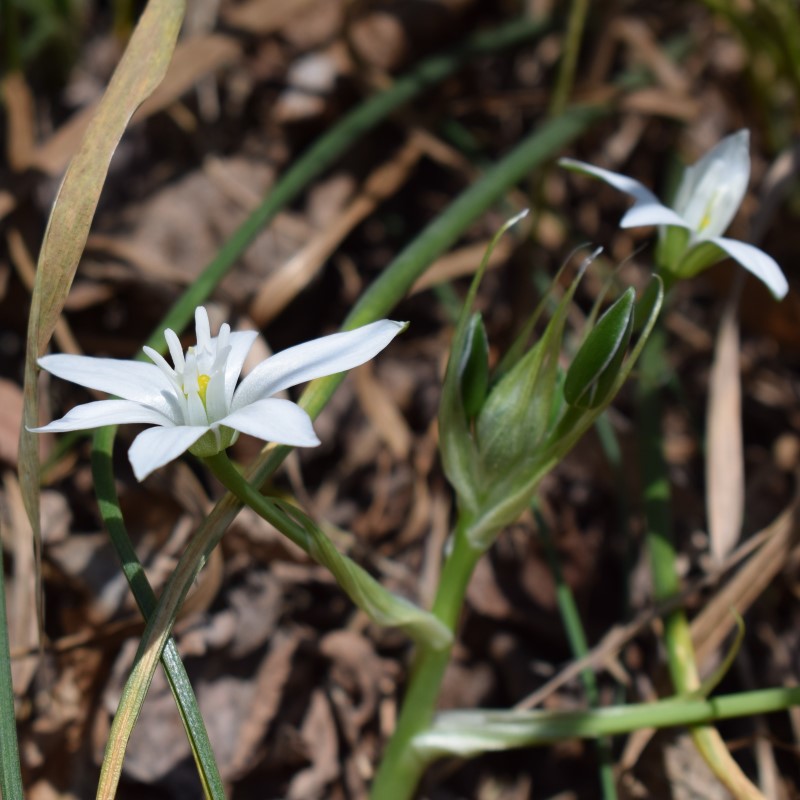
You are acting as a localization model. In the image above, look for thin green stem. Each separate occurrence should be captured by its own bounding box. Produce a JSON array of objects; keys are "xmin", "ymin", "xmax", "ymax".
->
[
  {"xmin": 204, "ymin": 452, "xmax": 310, "ymax": 548},
  {"xmin": 637, "ymin": 327, "xmax": 766, "ymax": 799},
  {"xmin": 0, "ymin": 541, "xmax": 24, "ymax": 800},
  {"xmin": 370, "ymin": 518, "xmax": 483, "ymax": 800},
  {"xmin": 537, "ymin": 508, "xmax": 617, "ymax": 800},
  {"xmin": 637, "ymin": 328, "xmax": 696, "ymax": 689},
  {"xmin": 204, "ymin": 453, "xmax": 450, "ymax": 648},
  {"xmin": 420, "ymin": 684, "xmax": 800, "ymax": 756},
  {"xmin": 549, "ymin": 0, "xmax": 591, "ymax": 119}
]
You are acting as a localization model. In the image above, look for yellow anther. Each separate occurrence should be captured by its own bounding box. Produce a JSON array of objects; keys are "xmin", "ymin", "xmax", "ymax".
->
[{"xmin": 198, "ymin": 374, "xmax": 211, "ymax": 405}]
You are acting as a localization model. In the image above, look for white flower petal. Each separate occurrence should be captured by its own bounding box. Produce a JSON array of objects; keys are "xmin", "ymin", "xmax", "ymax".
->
[
  {"xmin": 218, "ymin": 322, "xmax": 230, "ymax": 346},
  {"xmin": 673, "ymin": 130, "xmax": 749, "ymax": 238},
  {"xmin": 195, "ymin": 306, "xmax": 211, "ymax": 352},
  {"xmin": 708, "ymin": 237, "xmax": 789, "ymax": 299},
  {"xmin": 232, "ymin": 320, "xmax": 405, "ymax": 410},
  {"xmin": 186, "ymin": 391, "xmax": 208, "ymax": 426},
  {"xmin": 164, "ymin": 328, "xmax": 185, "ymax": 371},
  {"xmin": 221, "ymin": 398, "xmax": 320, "ymax": 447},
  {"xmin": 559, "ymin": 158, "xmax": 690, "ymax": 229},
  {"xmin": 223, "ymin": 330, "xmax": 258, "ymax": 407},
  {"xmin": 38, "ymin": 354, "xmax": 176, "ymax": 414},
  {"xmin": 128, "ymin": 424, "xmax": 209, "ymax": 481},
  {"xmin": 205, "ymin": 371, "xmax": 228, "ymax": 422},
  {"xmin": 29, "ymin": 399, "xmax": 175, "ymax": 433},
  {"xmin": 143, "ymin": 346, "xmax": 180, "ymax": 392}
]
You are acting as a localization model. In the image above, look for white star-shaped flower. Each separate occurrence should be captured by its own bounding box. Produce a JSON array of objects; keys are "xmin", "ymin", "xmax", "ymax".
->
[
  {"xmin": 559, "ymin": 130, "xmax": 788, "ymax": 299},
  {"xmin": 32, "ymin": 307, "xmax": 406, "ymax": 480}
]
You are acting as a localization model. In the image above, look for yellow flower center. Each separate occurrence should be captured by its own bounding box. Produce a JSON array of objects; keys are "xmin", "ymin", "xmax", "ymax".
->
[
  {"xmin": 698, "ymin": 189, "xmax": 720, "ymax": 233},
  {"xmin": 198, "ymin": 374, "xmax": 211, "ymax": 405}
]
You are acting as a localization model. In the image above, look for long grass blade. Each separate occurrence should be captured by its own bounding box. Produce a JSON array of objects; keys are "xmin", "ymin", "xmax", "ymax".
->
[
  {"xmin": 0, "ymin": 543, "xmax": 24, "ymax": 800},
  {"xmin": 92, "ymin": 428, "xmax": 224, "ymax": 799}
]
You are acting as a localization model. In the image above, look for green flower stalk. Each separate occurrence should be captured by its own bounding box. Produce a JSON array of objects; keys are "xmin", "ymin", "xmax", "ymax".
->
[{"xmin": 372, "ymin": 220, "xmax": 663, "ymax": 800}]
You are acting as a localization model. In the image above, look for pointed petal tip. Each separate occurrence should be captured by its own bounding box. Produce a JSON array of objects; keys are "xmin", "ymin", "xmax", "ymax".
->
[
  {"xmin": 732, "ymin": 129, "xmax": 750, "ymax": 144},
  {"xmin": 711, "ymin": 237, "xmax": 789, "ymax": 300}
]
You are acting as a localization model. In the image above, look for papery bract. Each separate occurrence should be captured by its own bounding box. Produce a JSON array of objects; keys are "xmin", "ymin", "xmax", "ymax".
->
[
  {"xmin": 32, "ymin": 307, "xmax": 406, "ymax": 480},
  {"xmin": 559, "ymin": 130, "xmax": 788, "ymax": 299}
]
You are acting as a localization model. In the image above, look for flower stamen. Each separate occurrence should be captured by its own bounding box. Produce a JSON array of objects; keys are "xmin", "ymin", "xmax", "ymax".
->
[{"xmin": 198, "ymin": 374, "xmax": 211, "ymax": 405}]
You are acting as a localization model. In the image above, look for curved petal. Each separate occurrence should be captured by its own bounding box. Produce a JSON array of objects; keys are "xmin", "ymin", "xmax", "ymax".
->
[
  {"xmin": 195, "ymin": 306, "xmax": 211, "ymax": 352},
  {"xmin": 29, "ymin": 399, "xmax": 175, "ymax": 433},
  {"xmin": 232, "ymin": 320, "xmax": 405, "ymax": 410},
  {"xmin": 559, "ymin": 158, "xmax": 690, "ymax": 230},
  {"xmin": 674, "ymin": 130, "xmax": 749, "ymax": 238},
  {"xmin": 164, "ymin": 328, "xmax": 185, "ymax": 372},
  {"xmin": 37, "ymin": 354, "xmax": 176, "ymax": 413},
  {"xmin": 709, "ymin": 237, "xmax": 789, "ymax": 299},
  {"xmin": 223, "ymin": 330, "xmax": 258, "ymax": 406},
  {"xmin": 220, "ymin": 398, "xmax": 320, "ymax": 447},
  {"xmin": 128, "ymin": 424, "xmax": 209, "ymax": 481}
]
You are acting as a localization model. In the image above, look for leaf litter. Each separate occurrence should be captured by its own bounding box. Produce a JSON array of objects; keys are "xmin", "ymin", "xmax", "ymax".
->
[{"xmin": 2, "ymin": 1, "xmax": 800, "ymax": 798}]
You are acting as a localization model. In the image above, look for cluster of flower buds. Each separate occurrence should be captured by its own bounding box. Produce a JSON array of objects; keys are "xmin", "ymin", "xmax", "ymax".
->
[{"xmin": 439, "ymin": 228, "xmax": 662, "ymax": 551}]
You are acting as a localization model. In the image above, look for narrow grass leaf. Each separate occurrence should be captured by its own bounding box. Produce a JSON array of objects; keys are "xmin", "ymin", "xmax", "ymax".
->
[
  {"xmin": 413, "ymin": 686, "xmax": 800, "ymax": 761},
  {"xmin": 92, "ymin": 426, "xmax": 224, "ymax": 799},
  {"xmin": 0, "ymin": 544, "xmax": 24, "ymax": 800}
]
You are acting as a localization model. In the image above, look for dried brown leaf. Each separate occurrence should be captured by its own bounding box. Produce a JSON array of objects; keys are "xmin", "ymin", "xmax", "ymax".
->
[
  {"xmin": 706, "ymin": 281, "xmax": 745, "ymax": 562},
  {"xmin": 353, "ymin": 363, "xmax": 412, "ymax": 461},
  {"xmin": 7, "ymin": 228, "xmax": 81, "ymax": 355},
  {"xmin": 249, "ymin": 139, "xmax": 422, "ymax": 325},
  {"xmin": 0, "ymin": 380, "xmax": 23, "ymax": 467},
  {"xmin": 221, "ymin": 0, "xmax": 319, "ymax": 34},
  {"xmin": 287, "ymin": 689, "xmax": 340, "ymax": 799},
  {"xmin": 3, "ymin": 472, "xmax": 39, "ymax": 695},
  {"xmin": 1, "ymin": 71, "xmax": 36, "ymax": 170},
  {"xmin": 692, "ymin": 488, "xmax": 800, "ymax": 665},
  {"xmin": 409, "ymin": 235, "xmax": 519, "ymax": 296},
  {"xmin": 228, "ymin": 630, "xmax": 304, "ymax": 778}
]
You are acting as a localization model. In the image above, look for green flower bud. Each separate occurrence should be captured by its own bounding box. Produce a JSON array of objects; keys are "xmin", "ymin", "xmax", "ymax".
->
[
  {"xmin": 564, "ymin": 287, "xmax": 635, "ymax": 410},
  {"xmin": 460, "ymin": 313, "xmax": 490, "ymax": 420}
]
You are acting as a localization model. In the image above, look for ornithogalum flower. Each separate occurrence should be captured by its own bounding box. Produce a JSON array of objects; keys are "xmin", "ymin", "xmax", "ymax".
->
[
  {"xmin": 560, "ymin": 130, "xmax": 788, "ymax": 299},
  {"xmin": 32, "ymin": 307, "xmax": 406, "ymax": 480}
]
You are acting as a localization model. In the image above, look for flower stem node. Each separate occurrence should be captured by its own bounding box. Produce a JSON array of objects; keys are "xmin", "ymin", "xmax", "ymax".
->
[
  {"xmin": 559, "ymin": 130, "xmax": 788, "ymax": 299},
  {"xmin": 31, "ymin": 307, "xmax": 406, "ymax": 480}
]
